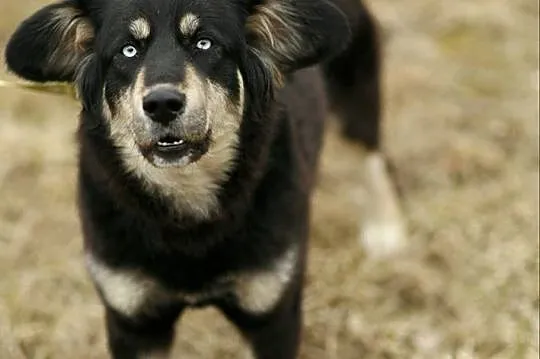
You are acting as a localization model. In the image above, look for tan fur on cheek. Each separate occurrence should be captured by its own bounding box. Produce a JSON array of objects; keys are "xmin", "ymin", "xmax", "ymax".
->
[
  {"xmin": 179, "ymin": 65, "xmax": 208, "ymax": 140},
  {"xmin": 100, "ymin": 86, "xmax": 113, "ymax": 122},
  {"xmin": 107, "ymin": 68, "xmax": 147, "ymax": 174},
  {"xmin": 108, "ymin": 69, "xmax": 143, "ymax": 137},
  {"xmin": 195, "ymin": 70, "xmax": 244, "ymax": 182}
]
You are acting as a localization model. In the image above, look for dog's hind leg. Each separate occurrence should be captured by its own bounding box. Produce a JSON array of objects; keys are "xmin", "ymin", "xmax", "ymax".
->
[{"xmin": 324, "ymin": 0, "xmax": 407, "ymax": 258}]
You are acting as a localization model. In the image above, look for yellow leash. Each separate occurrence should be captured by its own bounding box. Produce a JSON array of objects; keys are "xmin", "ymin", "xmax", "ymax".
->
[{"xmin": 0, "ymin": 79, "xmax": 79, "ymax": 100}]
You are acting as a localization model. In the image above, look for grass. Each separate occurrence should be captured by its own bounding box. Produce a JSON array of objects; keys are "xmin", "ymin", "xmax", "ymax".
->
[{"xmin": 0, "ymin": 0, "xmax": 538, "ymax": 358}]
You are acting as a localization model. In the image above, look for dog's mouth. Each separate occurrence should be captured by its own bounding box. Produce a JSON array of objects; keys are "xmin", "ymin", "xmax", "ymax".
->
[
  {"xmin": 156, "ymin": 136, "xmax": 188, "ymax": 153},
  {"xmin": 140, "ymin": 133, "xmax": 211, "ymax": 168}
]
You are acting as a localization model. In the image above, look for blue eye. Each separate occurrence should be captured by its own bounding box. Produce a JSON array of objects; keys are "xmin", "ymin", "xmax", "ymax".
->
[
  {"xmin": 196, "ymin": 39, "xmax": 212, "ymax": 50},
  {"xmin": 122, "ymin": 45, "xmax": 138, "ymax": 58}
]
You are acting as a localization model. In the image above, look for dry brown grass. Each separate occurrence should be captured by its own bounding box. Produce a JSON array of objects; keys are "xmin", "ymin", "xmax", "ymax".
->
[{"xmin": 1, "ymin": 0, "xmax": 538, "ymax": 358}]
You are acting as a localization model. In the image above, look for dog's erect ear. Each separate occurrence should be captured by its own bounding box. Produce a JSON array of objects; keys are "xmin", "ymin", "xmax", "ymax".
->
[
  {"xmin": 5, "ymin": 0, "xmax": 94, "ymax": 83},
  {"xmin": 246, "ymin": 0, "xmax": 350, "ymax": 84}
]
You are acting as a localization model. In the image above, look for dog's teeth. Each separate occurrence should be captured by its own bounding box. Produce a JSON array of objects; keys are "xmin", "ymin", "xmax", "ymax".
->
[{"xmin": 158, "ymin": 139, "xmax": 184, "ymax": 146}]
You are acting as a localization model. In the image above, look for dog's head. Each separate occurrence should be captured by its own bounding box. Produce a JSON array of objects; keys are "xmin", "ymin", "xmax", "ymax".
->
[{"xmin": 5, "ymin": 0, "xmax": 349, "ymax": 169}]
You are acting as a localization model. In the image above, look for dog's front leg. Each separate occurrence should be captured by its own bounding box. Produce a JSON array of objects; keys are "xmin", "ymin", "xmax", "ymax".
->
[
  {"xmin": 218, "ymin": 279, "xmax": 304, "ymax": 359},
  {"xmin": 105, "ymin": 304, "xmax": 184, "ymax": 359}
]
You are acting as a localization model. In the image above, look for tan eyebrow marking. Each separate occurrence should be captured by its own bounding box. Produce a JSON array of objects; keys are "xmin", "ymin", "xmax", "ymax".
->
[
  {"xmin": 129, "ymin": 18, "xmax": 151, "ymax": 40},
  {"xmin": 179, "ymin": 13, "xmax": 200, "ymax": 37}
]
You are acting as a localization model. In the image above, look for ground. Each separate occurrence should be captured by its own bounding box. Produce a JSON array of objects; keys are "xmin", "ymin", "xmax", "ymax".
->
[{"xmin": 0, "ymin": 0, "xmax": 538, "ymax": 358}]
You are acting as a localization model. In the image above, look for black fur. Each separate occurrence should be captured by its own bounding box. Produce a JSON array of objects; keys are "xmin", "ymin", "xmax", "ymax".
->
[{"xmin": 5, "ymin": 0, "xmax": 385, "ymax": 358}]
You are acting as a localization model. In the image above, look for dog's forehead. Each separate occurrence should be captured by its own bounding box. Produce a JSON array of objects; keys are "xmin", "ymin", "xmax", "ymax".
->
[
  {"xmin": 93, "ymin": 0, "xmax": 244, "ymax": 49},
  {"xmin": 101, "ymin": 0, "xmax": 240, "ymax": 25}
]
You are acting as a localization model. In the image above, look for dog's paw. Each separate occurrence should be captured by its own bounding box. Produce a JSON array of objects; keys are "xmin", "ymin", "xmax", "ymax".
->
[{"xmin": 359, "ymin": 218, "xmax": 407, "ymax": 259}]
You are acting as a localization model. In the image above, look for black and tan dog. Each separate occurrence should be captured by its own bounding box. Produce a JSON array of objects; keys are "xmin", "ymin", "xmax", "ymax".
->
[{"xmin": 5, "ymin": 0, "xmax": 406, "ymax": 358}]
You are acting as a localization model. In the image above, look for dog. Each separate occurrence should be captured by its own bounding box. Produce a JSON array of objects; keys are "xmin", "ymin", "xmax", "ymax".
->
[{"xmin": 5, "ymin": 0, "xmax": 406, "ymax": 358}]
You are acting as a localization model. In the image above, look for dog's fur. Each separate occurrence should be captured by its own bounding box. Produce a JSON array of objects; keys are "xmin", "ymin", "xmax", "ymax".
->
[{"xmin": 5, "ymin": 0, "xmax": 406, "ymax": 358}]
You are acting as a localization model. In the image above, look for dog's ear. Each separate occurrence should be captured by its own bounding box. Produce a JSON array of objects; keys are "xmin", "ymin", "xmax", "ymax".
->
[
  {"xmin": 5, "ymin": 0, "xmax": 94, "ymax": 83},
  {"xmin": 246, "ymin": 0, "xmax": 350, "ymax": 85}
]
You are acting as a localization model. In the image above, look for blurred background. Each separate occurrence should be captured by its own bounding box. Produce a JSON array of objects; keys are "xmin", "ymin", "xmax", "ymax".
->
[{"xmin": 0, "ymin": 0, "xmax": 538, "ymax": 358}]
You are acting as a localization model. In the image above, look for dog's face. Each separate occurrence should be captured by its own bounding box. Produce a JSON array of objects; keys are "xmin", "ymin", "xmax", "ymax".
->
[
  {"xmin": 5, "ymin": 0, "xmax": 349, "ymax": 199},
  {"xmin": 95, "ymin": 1, "xmax": 248, "ymax": 168}
]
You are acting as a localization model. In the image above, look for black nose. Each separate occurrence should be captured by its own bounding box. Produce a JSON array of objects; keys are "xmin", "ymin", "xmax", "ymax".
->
[{"xmin": 143, "ymin": 89, "xmax": 185, "ymax": 125}]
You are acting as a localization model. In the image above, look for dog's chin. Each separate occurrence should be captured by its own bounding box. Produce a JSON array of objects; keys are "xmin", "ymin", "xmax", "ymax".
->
[{"xmin": 139, "ymin": 134, "xmax": 211, "ymax": 168}]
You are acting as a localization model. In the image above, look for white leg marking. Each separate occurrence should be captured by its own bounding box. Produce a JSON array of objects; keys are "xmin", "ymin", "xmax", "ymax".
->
[{"xmin": 359, "ymin": 152, "xmax": 407, "ymax": 258}]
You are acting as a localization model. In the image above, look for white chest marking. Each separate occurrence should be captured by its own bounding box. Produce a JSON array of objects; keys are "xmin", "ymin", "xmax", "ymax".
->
[
  {"xmin": 86, "ymin": 245, "xmax": 298, "ymax": 318},
  {"xmin": 234, "ymin": 246, "xmax": 298, "ymax": 314},
  {"xmin": 85, "ymin": 255, "xmax": 161, "ymax": 316}
]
